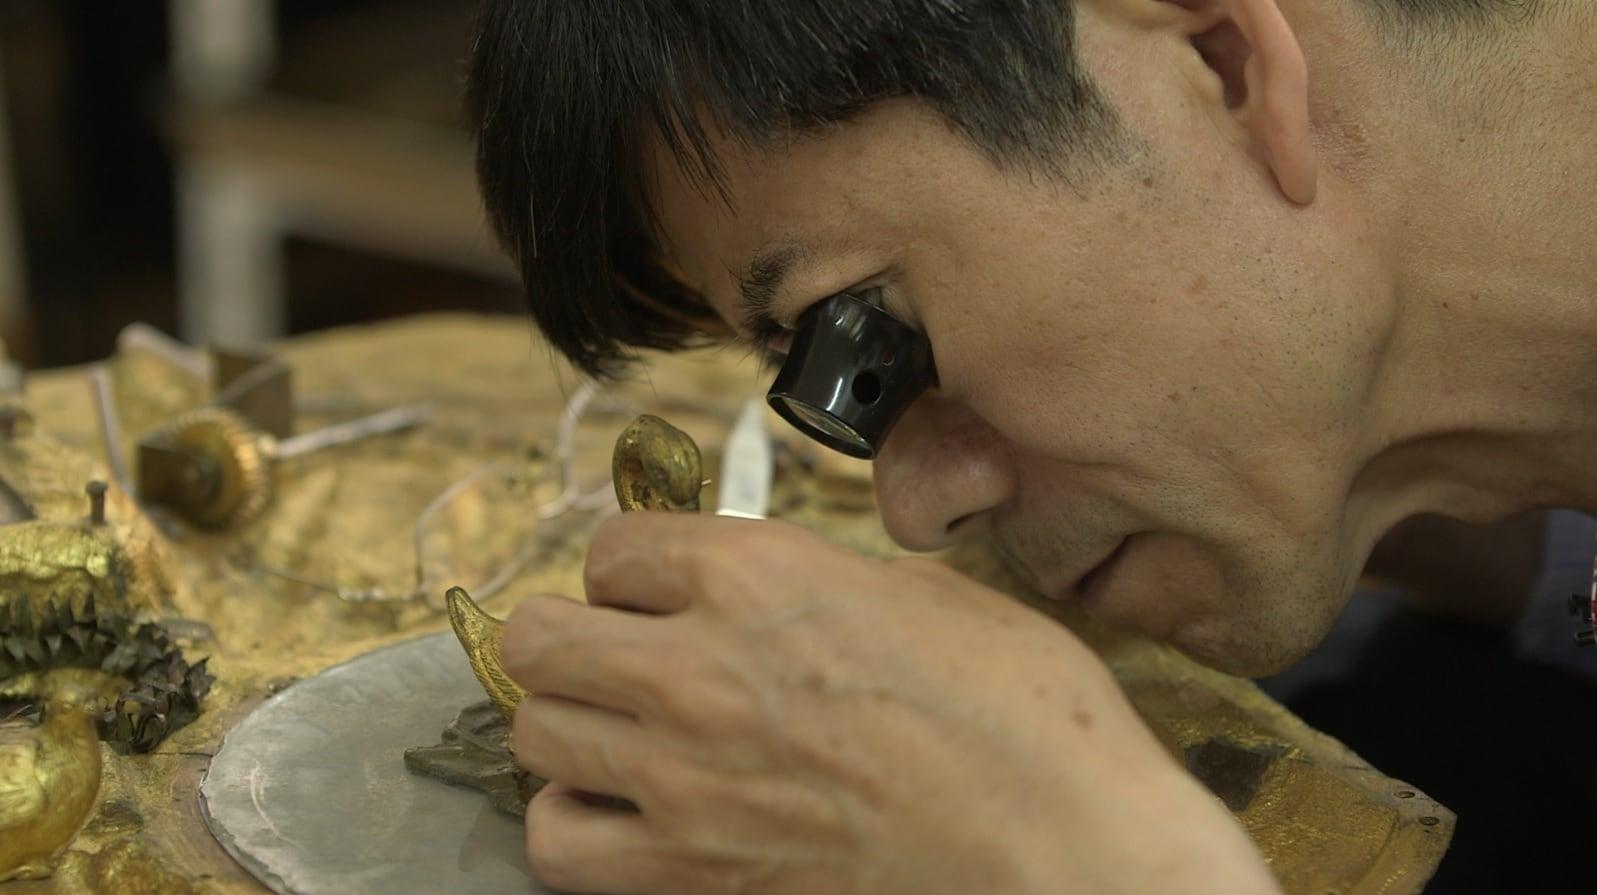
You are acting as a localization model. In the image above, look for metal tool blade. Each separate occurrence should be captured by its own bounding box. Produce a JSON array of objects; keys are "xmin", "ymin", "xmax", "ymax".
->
[{"xmin": 715, "ymin": 397, "xmax": 772, "ymax": 519}]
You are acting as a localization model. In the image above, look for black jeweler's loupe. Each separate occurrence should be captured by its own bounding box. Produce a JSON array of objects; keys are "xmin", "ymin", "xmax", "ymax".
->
[{"xmin": 766, "ymin": 292, "xmax": 937, "ymax": 459}]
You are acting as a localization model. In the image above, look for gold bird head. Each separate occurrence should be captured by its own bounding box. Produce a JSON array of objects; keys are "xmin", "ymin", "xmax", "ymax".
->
[
  {"xmin": 612, "ymin": 415, "xmax": 703, "ymax": 512},
  {"xmin": 44, "ymin": 687, "xmax": 95, "ymax": 716},
  {"xmin": 43, "ymin": 686, "xmax": 99, "ymax": 726}
]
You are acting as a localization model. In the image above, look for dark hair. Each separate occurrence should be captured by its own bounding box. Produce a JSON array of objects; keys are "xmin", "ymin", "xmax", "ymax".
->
[{"xmin": 467, "ymin": 1, "xmax": 1123, "ymax": 377}]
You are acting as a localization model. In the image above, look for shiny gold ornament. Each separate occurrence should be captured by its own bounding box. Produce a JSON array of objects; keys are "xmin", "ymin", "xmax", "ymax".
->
[
  {"xmin": 137, "ymin": 406, "xmax": 272, "ymax": 530},
  {"xmin": 611, "ymin": 414, "xmax": 704, "ymax": 512},
  {"xmin": 0, "ymin": 596, "xmax": 213, "ymax": 755},
  {"xmin": 443, "ymin": 587, "xmax": 523, "ymax": 724},
  {"xmin": 0, "ymin": 686, "xmax": 103, "ymax": 882},
  {"xmin": 135, "ymin": 402, "xmax": 432, "ymax": 531},
  {"xmin": 446, "ymin": 414, "xmax": 707, "ymax": 723},
  {"xmin": 56, "ymin": 836, "xmax": 198, "ymax": 895}
]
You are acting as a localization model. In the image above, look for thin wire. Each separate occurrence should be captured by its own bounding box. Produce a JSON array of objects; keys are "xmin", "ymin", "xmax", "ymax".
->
[{"xmin": 248, "ymin": 378, "xmax": 632, "ymax": 609}]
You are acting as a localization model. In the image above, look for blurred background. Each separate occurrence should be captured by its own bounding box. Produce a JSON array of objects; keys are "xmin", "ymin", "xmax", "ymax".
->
[{"xmin": 0, "ymin": 0, "xmax": 523, "ymax": 370}]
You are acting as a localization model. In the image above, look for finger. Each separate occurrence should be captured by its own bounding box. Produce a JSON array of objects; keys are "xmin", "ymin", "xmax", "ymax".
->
[
  {"xmin": 584, "ymin": 512, "xmax": 818, "ymax": 613},
  {"xmin": 583, "ymin": 512, "xmax": 708, "ymax": 613},
  {"xmin": 502, "ymin": 595, "xmax": 679, "ymax": 715},
  {"xmin": 526, "ymin": 783, "xmax": 698, "ymax": 895},
  {"xmin": 512, "ymin": 694, "xmax": 645, "ymax": 799}
]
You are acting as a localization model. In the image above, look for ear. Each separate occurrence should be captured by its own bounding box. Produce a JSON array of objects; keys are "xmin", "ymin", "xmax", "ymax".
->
[
  {"xmin": 1188, "ymin": 0, "xmax": 1317, "ymax": 203},
  {"xmin": 1094, "ymin": 0, "xmax": 1318, "ymax": 203}
]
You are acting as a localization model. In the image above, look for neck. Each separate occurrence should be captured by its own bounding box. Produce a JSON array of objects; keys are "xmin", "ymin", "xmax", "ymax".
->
[{"xmin": 1345, "ymin": 6, "xmax": 1597, "ymax": 543}]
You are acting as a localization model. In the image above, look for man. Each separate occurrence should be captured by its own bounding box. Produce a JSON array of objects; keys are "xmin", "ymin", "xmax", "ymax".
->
[{"xmin": 466, "ymin": 0, "xmax": 1596, "ymax": 891}]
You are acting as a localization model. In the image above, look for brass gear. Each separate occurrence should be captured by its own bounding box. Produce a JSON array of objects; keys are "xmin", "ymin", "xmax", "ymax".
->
[{"xmin": 155, "ymin": 407, "xmax": 273, "ymax": 529}]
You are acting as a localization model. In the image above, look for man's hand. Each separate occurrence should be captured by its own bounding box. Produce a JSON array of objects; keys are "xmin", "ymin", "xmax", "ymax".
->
[{"xmin": 501, "ymin": 514, "xmax": 1278, "ymax": 895}]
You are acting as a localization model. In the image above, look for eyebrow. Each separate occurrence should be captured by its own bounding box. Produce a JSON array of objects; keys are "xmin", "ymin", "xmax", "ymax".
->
[{"xmin": 733, "ymin": 243, "xmax": 810, "ymax": 335}]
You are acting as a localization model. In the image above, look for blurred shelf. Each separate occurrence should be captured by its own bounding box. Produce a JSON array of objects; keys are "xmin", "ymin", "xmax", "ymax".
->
[
  {"xmin": 167, "ymin": 1, "xmax": 513, "ymax": 346},
  {"xmin": 170, "ymin": 95, "xmax": 504, "ymax": 276},
  {"xmin": 265, "ymin": 1, "xmax": 471, "ymax": 129}
]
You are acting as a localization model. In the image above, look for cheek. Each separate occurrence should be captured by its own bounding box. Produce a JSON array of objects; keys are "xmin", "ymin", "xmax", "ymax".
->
[{"xmin": 923, "ymin": 207, "xmax": 1377, "ymax": 524}]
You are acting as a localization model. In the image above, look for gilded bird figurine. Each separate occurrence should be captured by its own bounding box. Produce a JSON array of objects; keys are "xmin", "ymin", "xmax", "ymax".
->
[
  {"xmin": 611, "ymin": 414, "xmax": 704, "ymax": 513},
  {"xmin": 0, "ymin": 686, "xmax": 104, "ymax": 882},
  {"xmin": 446, "ymin": 414, "xmax": 705, "ymax": 724},
  {"xmin": 445, "ymin": 586, "xmax": 523, "ymax": 724}
]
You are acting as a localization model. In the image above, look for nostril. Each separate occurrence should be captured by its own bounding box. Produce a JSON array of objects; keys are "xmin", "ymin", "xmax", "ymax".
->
[{"xmin": 946, "ymin": 512, "xmax": 977, "ymax": 536}]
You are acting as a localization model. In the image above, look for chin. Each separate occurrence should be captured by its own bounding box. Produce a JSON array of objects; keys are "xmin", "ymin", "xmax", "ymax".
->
[
  {"xmin": 1086, "ymin": 533, "xmax": 1353, "ymax": 678},
  {"xmin": 1161, "ymin": 602, "xmax": 1341, "ymax": 678}
]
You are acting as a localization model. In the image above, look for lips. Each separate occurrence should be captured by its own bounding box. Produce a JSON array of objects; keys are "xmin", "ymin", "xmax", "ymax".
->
[{"xmin": 991, "ymin": 533, "xmax": 1131, "ymax": 605}]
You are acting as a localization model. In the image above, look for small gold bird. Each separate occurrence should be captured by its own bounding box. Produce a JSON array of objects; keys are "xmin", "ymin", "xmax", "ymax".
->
[
  {"xmin": 444, "ymin": 586, "xmax": 524, "ymax": 724},
  {"xmin": 446, "ymin": 414, "xmax": 705, "ymax": 724},
  {"xmin": 611, "ymin": 414, "xmax": 704, "ymax": 513},
  {"xmin": 0, "ymin": 686, "xmax": 104, "ymax": 882}
]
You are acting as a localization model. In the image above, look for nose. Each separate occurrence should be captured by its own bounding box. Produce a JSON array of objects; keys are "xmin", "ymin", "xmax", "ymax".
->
[{"xmin": 871, "ymin": 395, "xmax": 1017, "ymax": 552}]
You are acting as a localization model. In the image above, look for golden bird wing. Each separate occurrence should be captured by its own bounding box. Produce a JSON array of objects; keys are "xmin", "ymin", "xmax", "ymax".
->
[
  {"xmin": 0, "ymin": 738, "xmax": 46, "ymax": 828},
  {"xmin": 470, "ymin": 647, "xmax": 525, "ymax": 722},
  {"xmin": 444, "ymin": 587, "xmax": 527, "ymax": 723}
]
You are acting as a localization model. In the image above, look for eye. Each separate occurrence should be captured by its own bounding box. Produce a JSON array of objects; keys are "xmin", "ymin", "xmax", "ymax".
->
[
  {"xmin": 748, "ymin": 317, "xmax": 794, "ymax": 369},
  {"xmin": 749, "ymin": 285, "xmax": 891, "ymax": 371}
]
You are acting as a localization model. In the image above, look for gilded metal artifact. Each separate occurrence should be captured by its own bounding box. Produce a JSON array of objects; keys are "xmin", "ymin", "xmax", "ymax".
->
[
  {"xmin": 432, "ymin": 414, "xmax": 707, "ymax": 806},
  {"xmin": 136, "ymin": 403, "xmax": 432, "ymax": 530},
  {"xmin": 136, "ymin": 407, "xmax": 272, "ymax": 529},
  {"xmin": 447, "ymin": 414, "xmax": 704, "ymax": 721},
  {"xmin": 1, "ymin": 596, "xmax": 213, "ymax": 754},
  {"xmin": 443, "ymin": 586, "xmax": 524, "ymax": 725},
  {"xmin": 55, "ymin": 836, "xmax": 199, "ymax": 895},
  {"xmin": 611, "ymin": 414, "xmax": 704, "ymax": 512},
  {"xmin": 402, "ymin": 699, "xmax": 541, "ymax": 816},
  {"xmin": 0, "ymin": 686, "xmax": 103, "ymax": 882}
]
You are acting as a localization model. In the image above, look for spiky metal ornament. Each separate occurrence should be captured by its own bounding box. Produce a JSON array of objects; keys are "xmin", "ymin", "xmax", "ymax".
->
[{"xmin": 0, "ymin": 595, "xmax": 212, "ymax": 753}]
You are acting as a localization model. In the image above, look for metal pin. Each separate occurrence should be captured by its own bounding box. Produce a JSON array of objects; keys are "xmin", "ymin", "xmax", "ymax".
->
[{"xmin": 85, "ymin": 480, "xmax": 108, "ymax": 525}]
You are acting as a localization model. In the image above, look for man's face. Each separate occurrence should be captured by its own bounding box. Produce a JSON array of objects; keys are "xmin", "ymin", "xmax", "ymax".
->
[{"xmin": 647, "ymin": 36, "xmax": 1394, "ymax": 675}]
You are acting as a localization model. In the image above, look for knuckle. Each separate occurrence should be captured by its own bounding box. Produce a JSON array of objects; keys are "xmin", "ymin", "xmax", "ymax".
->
[
  {"xmin": 664, "ymin": 668, "xmax": 756, "ymax": 738},
  {"xmin": 628, "ymin": 753, "xmax": 686, "ymax": 809},
  {"xmin": 582, "ymin": 543, "xmax": 622, "ymax": 599},
  {"xmin": 658, "ymin": 533, "xmax": 712, "ymax": 583},
  {"xmin": 586, "ymin": 512, "xmax": 631, "ymax": 559},
  {"xmin": 502, "ymin": 597, "xmax": 570, "ymax": 665},
  {"xmin": 583, "ymin": 513, "xmax": 652, "ymax": 596},
  {"xmin": 728, "ymin": 519, "xmax": 813, "ymax": 559}
]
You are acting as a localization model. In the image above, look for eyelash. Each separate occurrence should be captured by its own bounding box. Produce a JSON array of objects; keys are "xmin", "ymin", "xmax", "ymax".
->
[{"xmin": 745, "ymin": 286, "xmax": 884, "ymax": 369}]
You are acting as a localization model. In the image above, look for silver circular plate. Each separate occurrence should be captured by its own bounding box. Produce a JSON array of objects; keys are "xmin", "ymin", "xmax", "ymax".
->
[{"xmin": 200, "ymin": 632, "xmax": 550, "ymax": 894}]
